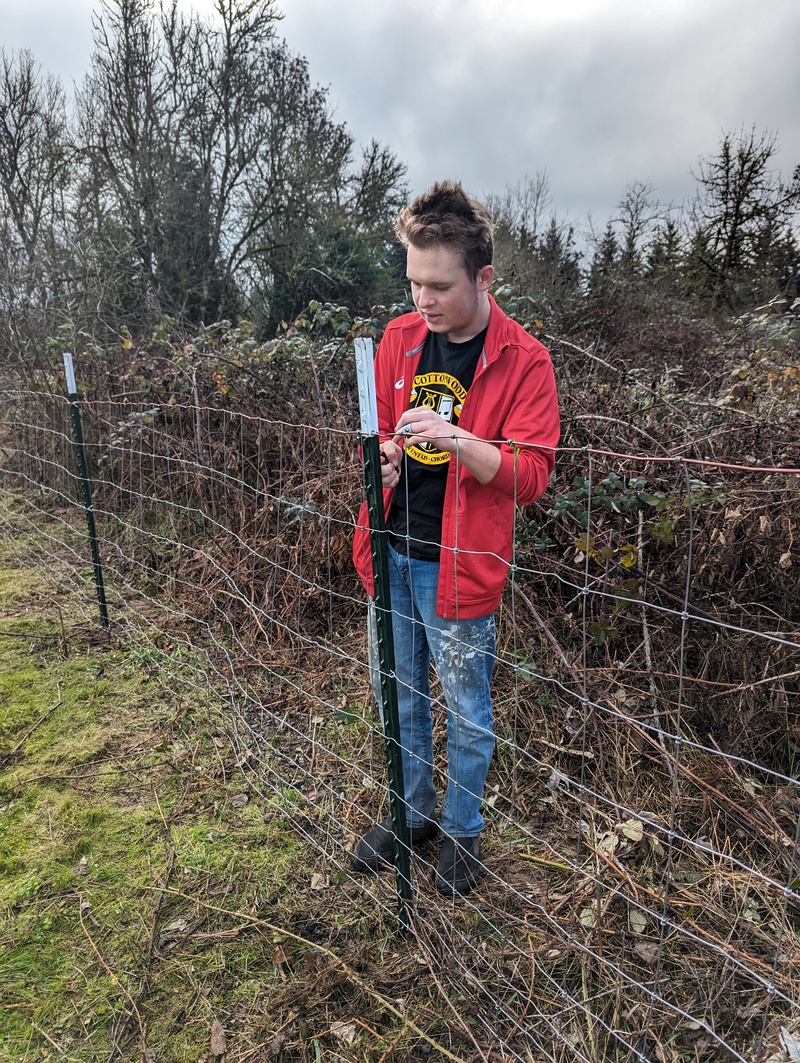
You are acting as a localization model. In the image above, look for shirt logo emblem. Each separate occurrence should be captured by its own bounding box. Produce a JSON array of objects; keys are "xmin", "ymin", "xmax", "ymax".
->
[{"xmin": 406, "ymin": 372, "xmax": 467, "ymax": 467}]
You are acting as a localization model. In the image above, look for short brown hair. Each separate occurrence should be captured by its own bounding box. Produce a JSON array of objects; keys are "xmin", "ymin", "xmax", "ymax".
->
[{"xmin": 394, "ymin": 180, "xmax": 494, "ymax": 281}]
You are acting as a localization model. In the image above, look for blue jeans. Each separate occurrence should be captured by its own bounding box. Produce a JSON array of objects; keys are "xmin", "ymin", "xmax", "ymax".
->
[{"xmin": 368, "ymin": 544, "xmax": 496, "ymax": 838}]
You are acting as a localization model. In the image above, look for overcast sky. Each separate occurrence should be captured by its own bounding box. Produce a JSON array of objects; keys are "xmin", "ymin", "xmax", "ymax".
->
[{"xmin": 4, "ymin": 0, "xmax": 799, "ymax": 238}]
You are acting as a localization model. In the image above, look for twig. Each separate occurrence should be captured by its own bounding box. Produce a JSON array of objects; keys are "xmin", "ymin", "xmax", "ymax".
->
[
  {"xmin": 191, "ymin": 369, "xmax": 205, "ymax": 467},
  {"xmin": 575, "ymin": 413, "xmax": 670, "ymax": 456},
  {"xmin": 516, "ymin": 852, "xmax": 574, "ymax": 873},
  {"xmin": 409, "ymin": 923, "xmax": 491, "ymax": 1063},
  {"xmin": 707, "ymin": 667, "xmax": 800, "ymax": 700},
  {"xmin": 515, "ymin": 583, "xmax": 608, "ymax": 780},
  {"xmin": 145, "ymin": 844, "xmax": 176, "ymax": 968},
  {"xmin": 0, "ymin": 629, "xmax": 61, "ymax": 638},
  {"xmin": 30, "ymin": 1022, "xmax": 67, "ymax": 1056},
  {"xmin": 637, "ymin": 509, "xmax": 673, "ymax": 781},
  {"xmin": 306, "ymin": 345, "xmax": 327, "ymax": 429},
  {"xmin": 513, "ymin": 586, "xmax": 582, "ymax": 689},
  {"xmin": 707, "ymin": 736, "xmax": 793, "ymax": 842},
  {"xmin": 375, "ymin": 1015, "xmax": 418, "ymax": 1062},
  {"xmin": 22, "ymin": 762, "xmax": 172, "ymax": 784},
  {"xmin": 545, "ymin": 333, "xmax": 621, "ymax": 376},
  {"xmin": 76, "ymin": 895, "xmax": 148, "ymax": 1062},
  {"xmin": 55, "ymin": 602, "xmax": 69, "ymax": 656}
]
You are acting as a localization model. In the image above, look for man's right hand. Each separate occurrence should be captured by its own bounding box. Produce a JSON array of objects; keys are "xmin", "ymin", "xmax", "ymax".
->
[{"xmin": 380, "ymin": 440, "xmax": 402, "ymax": 488}]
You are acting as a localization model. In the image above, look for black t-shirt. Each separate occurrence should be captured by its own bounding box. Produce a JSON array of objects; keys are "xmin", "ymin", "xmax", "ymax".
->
[{"xmin": 388, "ymin": 326, "xmax": 487, "ymax": 560}]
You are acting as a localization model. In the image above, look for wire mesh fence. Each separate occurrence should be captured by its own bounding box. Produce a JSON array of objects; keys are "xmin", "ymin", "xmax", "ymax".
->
[{"xmin": 2, "ymin": 364, "xmax": 800, "ymax": 1063}]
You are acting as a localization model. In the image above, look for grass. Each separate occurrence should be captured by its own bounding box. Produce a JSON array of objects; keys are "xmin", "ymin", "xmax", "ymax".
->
[{"xmin": 0, "ymin": 547, "xmax": 309, "ymax": 1062}]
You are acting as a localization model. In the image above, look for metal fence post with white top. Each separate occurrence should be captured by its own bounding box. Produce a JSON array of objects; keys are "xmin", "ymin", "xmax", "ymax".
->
[{"xmin": 354, "ymin": 336, "xmax": 412, "ymax": 931}]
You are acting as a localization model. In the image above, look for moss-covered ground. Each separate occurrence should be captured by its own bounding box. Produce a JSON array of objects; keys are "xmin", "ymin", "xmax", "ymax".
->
[{"xmin": 0, "ymin": 544, "xmax": 313, "ymax": 1062}]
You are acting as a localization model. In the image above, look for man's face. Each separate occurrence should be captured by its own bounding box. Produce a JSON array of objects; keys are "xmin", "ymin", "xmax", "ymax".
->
[{"xmin": 406, "ymin": 243, "xmax": 493, "ymax": 344}]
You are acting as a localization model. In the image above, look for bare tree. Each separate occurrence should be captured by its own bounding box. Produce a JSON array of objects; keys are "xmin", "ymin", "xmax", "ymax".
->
[
  {"xmin": 489, "ymin": 171, "xmax": 552, "ymax": 251},
  {"xmin": 615, "ymin": 180, "xmax": 665, "ymax": 278},
  {"xmin": 73, "ymin": 0, "xmax": 406, "ymax": 333},
  {"xmin": 488, "ymin": 171, "xmax": 580, "ymax": 310},
  {"xmin": 0, "ymin": 49, "xmax": 71, "ymax": 357}
]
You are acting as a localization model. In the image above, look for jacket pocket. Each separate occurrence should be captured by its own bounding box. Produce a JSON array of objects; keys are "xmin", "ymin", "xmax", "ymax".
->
[{"xmin": 449, "ymin": 498, "xmax": 513, "ymax": 603}]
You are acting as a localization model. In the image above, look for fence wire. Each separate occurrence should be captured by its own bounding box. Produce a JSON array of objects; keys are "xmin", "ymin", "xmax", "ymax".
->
[{"xmin": 1, "ymin": 378, "xmax": 800, "ymax": 1063}]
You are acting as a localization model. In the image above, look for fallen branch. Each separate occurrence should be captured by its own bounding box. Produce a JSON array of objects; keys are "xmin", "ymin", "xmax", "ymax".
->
[{"xmin": 77, "ymin": 894, "xmax": 148, "ymax": 1062}]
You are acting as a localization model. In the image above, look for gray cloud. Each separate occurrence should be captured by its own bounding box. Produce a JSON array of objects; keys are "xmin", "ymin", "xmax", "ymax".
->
[
  {"xmin": 3, "ymin": 0, "xmax": 95, "ymax": 84},
  {"xmin": 279, "ymin": 0, "xmax": 800, "ymax": 229},
  {"xmin": 4, "ymin": 0, "xmax": 798, "ymax": 235}
]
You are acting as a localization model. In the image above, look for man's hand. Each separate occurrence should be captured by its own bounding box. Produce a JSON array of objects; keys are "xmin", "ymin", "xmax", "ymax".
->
[
  {"xmin": 380, "ymin": 439, "xmax": 402, "ymax": 488},
  {"xmin": 392, "ymin": 407, "xmax": 457, "ymax": 452},
  {"xmin": 392, "ymin": 408, "xmax": 502, "ymax": 485}
]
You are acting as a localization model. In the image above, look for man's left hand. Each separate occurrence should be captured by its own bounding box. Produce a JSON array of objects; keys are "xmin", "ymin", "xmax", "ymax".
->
[
  {"xmin": 393, "ymin": 408, "xmax": 502, "ymax": 485},
  {"xmin": 393, "ymin": 408, "xmax": 460, "ymax": 452}
]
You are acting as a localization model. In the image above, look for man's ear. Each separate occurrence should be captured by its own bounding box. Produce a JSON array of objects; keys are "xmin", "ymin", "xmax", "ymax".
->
[{"xmin": 478, "ymin": 264, "xmax": 494, "ymax": 292}]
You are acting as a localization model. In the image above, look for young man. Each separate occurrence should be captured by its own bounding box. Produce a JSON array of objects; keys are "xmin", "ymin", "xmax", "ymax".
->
[{"xmin": 352, "ymin": 181, "xmax": 560, "ymax": 895}]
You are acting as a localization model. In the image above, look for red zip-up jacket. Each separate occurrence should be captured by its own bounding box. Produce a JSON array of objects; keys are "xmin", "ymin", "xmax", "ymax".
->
[{"xmin": 353, "ymin": 296, "xmax": 560, "ymax": 619}]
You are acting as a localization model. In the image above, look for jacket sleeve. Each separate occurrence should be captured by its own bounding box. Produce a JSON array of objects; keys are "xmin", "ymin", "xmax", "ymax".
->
[{"xmin": 489, "ymin": 345, "xmax": 560, "ymax": 506}]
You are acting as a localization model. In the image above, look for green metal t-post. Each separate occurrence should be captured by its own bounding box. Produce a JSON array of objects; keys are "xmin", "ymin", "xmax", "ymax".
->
[
  {"xmin": 355, "ymin": 338, "xmax": 413, "ymax": 932},
  {"xmin": 63, "ymin": 352, "xmax": 109, "ymax": 629}
]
